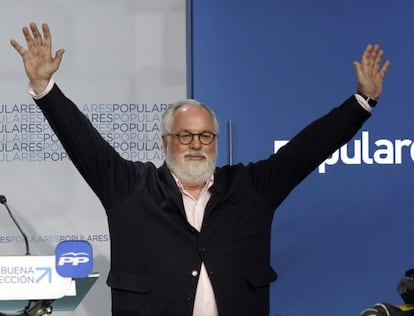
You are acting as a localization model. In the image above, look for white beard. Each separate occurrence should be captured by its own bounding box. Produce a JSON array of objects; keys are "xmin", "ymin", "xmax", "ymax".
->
[{"xmin": 166, "ymin": 150, "xmax": 216, "ymax": 186}]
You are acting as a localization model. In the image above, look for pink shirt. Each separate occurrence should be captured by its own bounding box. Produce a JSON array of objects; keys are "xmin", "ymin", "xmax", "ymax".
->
[{"xmin": 173, "ymin": 175, "xmax": 218, "ymax": 316}]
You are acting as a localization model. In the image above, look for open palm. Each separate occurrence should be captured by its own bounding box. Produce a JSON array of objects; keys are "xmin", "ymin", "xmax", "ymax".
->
[{"xmin": 10, "ymin": 23, "xmax": 64, "ymax": 94}]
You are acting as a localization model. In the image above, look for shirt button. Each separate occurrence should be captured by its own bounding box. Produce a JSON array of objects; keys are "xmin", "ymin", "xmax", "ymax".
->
[{"xmin": 191, "ymin": 270, "xmax": 198, "ymax": 277}]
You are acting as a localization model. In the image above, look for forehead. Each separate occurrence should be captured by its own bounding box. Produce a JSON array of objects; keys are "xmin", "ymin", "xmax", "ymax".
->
[{"xmin": 172, "ymin": 104, "xmax": 215, "ymax": 132}]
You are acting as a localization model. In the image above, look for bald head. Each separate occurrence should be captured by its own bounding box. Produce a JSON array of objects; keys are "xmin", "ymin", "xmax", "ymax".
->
[{"xmin": 161, "ymin": 99, "xmax": 219, "ymax": 136}]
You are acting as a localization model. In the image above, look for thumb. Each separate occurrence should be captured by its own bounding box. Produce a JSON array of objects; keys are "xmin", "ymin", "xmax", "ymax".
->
[
  {"xmin": 353, "ymin": 61, "xmax": 362, "ymax": 76},
  {"xmin": 53, "ymin": 49, "xmax": 65, "ymax": 70},
  {"xmin": 353, "ymin": 61, "xmax": 367, "ymax": 87}
]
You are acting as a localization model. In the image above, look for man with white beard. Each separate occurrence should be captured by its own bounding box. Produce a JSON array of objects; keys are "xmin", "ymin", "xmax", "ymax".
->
[
  {"xmin": 11, "ymin": 23, "xmax": 390, "ymax": 316},
  {"xmin": 162, "ymin": 99, "xmax": 218, "ymax": 193}
]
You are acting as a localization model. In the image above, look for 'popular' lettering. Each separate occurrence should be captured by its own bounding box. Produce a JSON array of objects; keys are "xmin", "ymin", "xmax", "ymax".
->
[{"xmin": 274, "ymin": 131, "xmax": 414, "ymax": 174}]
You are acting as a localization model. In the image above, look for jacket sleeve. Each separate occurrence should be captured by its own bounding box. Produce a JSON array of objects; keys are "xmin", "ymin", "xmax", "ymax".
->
[
  {"xmin": 34, "ymin": 84, "xmax": 141, "ymax": 209},
  {"xmin": 248, "ymin": 95, "xmax": 371, "ymax": 210}
]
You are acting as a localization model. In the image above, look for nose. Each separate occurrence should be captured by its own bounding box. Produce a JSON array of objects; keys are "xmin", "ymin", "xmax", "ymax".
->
[{"xmin": 189, "ymin": 135, "xmax": 202, "ymax": 149}]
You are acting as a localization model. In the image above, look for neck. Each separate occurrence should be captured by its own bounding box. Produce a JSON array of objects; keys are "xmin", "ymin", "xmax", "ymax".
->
[
  {"xmin": 181, "ymin": 181, "xmax": 206, "ymax": 200},
  {"xmin": 182, "ymin": 182, "xmax": 205, "ymax": 191}
]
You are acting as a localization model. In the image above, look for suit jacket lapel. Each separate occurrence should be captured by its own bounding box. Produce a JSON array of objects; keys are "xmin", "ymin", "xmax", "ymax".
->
[
  {"xmin": 204, "ymin": 167, "xmax": 227, "ymax": 218},
  {"xmin": 157, "ymin": 163, "xmax": 186, "ymax": 219},
  {"xmin": 158, "ymin": 164, "xmax": 229, "ymax": 224}
]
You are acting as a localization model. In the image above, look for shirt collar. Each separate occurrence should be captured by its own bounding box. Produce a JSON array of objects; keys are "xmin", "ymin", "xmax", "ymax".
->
[{"xmin": 172, "ymin": 173, "xmax": 214, "ymax": 194}]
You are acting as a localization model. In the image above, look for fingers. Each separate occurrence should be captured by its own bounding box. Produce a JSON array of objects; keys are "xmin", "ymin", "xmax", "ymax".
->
[
  {"xmin": 11, "ymin": 23, "xmax": 50, "ymax": 53},
  {"xmin": 361, "ymin": 44, "xmax": 380, "ymax": 67},
  {"xmin": 10, "ymin": 39, "xmax": 25, "ymax": 56},
  {"xmin": 369, "ymin": 45, "xmax": 390, "ymax": 78},
  {"xmin": 42, "ymin": 23, "xmax": 52, "ymax": 48},
  {"xmin": 360, "ymin": 44, "xmax": 373, "ymax": 68},
  {"xmin": 355, "ymin": 44, "xmax": 391, "ymax": 100},
  {"xmin": 31, "ymin": 23, "xmax": 44, "ymax": 46},
  {"xmin": 373, "ymin": 49, "xmax": 382, "ymax": 71},
  {"xmin": 23, "ymin": 25, "xmax": 35, "ymax": 49},
  {"xmin": 360, "ymin": 44, "xmax": 390, "ymax": 74},
  {"xmin": 379, "ymin": 60, "xmax": 391, "ymax": 78}
]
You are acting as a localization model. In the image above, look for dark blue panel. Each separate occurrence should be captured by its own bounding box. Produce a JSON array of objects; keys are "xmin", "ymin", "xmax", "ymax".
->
[{"xmin": 191, "ymin": 0, "xmax": 414, "ymax": 315}]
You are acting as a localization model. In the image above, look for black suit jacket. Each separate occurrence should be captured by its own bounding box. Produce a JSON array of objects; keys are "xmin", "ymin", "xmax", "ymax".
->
[{"xmin": 35, "ymin": 85, "xmax": 370, "ymax": 315}]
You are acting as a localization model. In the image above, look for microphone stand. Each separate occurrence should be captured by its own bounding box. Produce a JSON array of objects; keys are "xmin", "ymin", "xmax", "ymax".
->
[
  {"xmin": 0, "ymin": 195, "xmax": 30, "ymax": 255},
  {"xmin": 0, "ymin": 195, "xmax": 54, "ymax": 315}
]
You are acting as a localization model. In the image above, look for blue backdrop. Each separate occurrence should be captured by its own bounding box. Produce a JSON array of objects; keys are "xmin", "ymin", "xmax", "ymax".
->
[{"xmin": 190, "ymin": 0, "xmax": 414, "ymax": 314}]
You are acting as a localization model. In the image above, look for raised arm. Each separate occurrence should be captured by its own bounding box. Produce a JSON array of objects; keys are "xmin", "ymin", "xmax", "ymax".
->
[
  {"xmin": 10, "ymin": 22, "xmax": 64, "ymax": 94},
  {"xmin": 354, "ymin": 43, "xmax": 391, "ymax": 100}
]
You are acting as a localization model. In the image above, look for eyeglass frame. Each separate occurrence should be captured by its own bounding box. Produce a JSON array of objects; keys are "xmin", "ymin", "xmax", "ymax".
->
[{"xmin": 164, "ymin": 131, "xmax": 217, "ymax": 145}]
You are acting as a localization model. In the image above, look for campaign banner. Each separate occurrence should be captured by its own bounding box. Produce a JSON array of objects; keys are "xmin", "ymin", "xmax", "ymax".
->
[
  {"xmin": 0, "ymin": 1, "xmax": 187, "ymax": 315},
  {"xmin": 191, "ymin": 0, "xmax": 414, "ymax": 315},
  {"xmin": 0, "ymin": 255, "xmax": 73, "ymax": 300}
]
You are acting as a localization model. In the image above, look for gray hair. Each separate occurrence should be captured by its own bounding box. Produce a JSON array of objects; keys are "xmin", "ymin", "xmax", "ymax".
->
[{"xmin": 161, "ymin": 99, "xmax": 220, "ymax": 135}]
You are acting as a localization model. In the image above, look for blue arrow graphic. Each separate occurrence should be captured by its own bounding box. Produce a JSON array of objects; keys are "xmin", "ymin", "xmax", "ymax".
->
[{"xmin": 35, "ymin": 267, "xmax": 52, "ymax": 283}]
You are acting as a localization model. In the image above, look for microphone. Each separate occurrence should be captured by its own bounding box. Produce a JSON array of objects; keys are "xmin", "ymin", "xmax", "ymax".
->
[{"xmin": 0, "ymin": 194, "xmax": 31, "ymax": 255}]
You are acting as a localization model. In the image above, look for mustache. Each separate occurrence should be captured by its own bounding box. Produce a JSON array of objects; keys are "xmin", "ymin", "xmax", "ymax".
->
[{"xmin": 183, "ymin": 150, "xmax": 208, "ymax": 158}]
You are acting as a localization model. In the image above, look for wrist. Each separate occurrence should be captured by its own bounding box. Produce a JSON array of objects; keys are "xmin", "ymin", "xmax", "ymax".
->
[
  {"xmin": 30, "ymin": 79, "xmax": 50, "ymax": 95},
  {"xmin": 28, "ymin": 78, "xmax": 54, "ymax": 99},
  {"xmin": 357, "ymin": 91, "xmax": 377, "ymax": 107}
]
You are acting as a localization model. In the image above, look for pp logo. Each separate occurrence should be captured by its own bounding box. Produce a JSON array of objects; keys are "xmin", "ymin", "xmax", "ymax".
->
[{"xmin": 55, "ymin": 240, "xmax": 93, "ymax": 278}]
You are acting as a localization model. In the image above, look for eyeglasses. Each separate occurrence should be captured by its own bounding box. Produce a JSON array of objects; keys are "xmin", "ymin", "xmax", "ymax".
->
[{"xmin": 166, "ymin": 131, "xmax": 217, "ymax": 145}]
